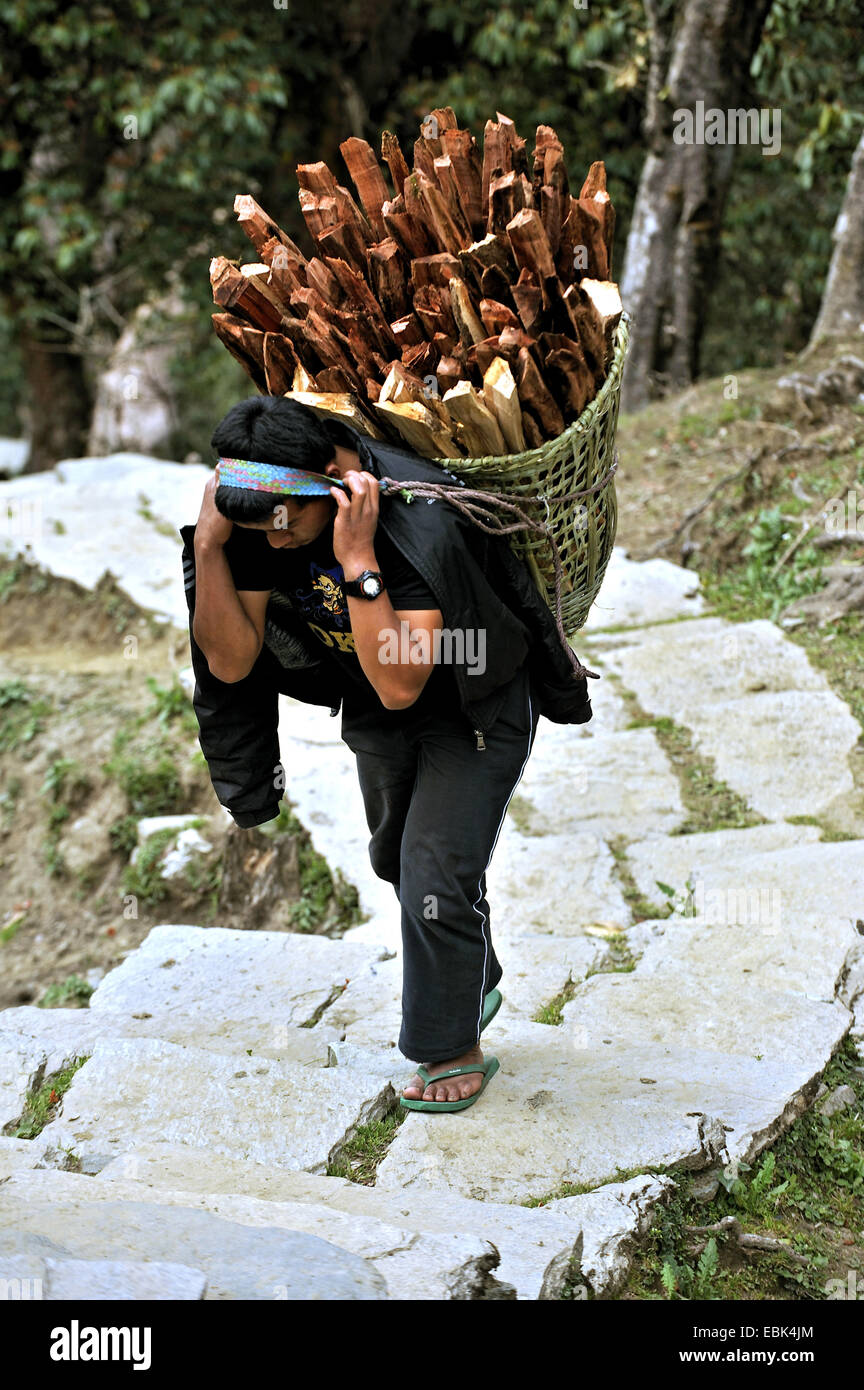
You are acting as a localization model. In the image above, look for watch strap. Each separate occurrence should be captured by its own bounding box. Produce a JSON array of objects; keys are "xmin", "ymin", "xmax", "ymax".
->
[{"xmin": 343, "ymin": 569, "xmax": 385, "ymax": 599}]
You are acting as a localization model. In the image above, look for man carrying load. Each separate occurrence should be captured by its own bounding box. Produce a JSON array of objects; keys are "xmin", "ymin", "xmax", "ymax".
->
[{"xmin": 183, "ymin": 394, "xmax": 594, "ymax": 1111}]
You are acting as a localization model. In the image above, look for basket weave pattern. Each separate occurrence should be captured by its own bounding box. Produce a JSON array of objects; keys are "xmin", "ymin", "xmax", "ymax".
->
[{"xmin": 431, "ymin": 312, "xmax": 630, "ymax": 636}]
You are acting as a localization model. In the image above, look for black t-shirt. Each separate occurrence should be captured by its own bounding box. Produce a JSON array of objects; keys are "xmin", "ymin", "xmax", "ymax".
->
[{"xmin": 223, "ymin": 522, "xmax": 459, "ymax": 715}]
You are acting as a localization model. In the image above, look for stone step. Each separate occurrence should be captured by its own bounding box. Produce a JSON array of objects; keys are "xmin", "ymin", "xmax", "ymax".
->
[
  {"xmin": 596, "ymin": 617, "xmax": 860, "ymax": 818},
  {"xmin": 625, "ymin": 824, "xmax": 864, "ymax": 925},
  {"xmin": 374, "ymin": 1012, "xmax": 848, "ymax": 1203},
  {"xmin": 510, "ymin": 726, "xmax": 686, "ymax": 837},
  {"xmin": 54, "ymin": 1143, "xmax": 671, "ymax": 1299},
  {"xmin": 5, "ymin": 1256, "xmax": 208, "ymax": 1301},
  {"xmin": 39, "ymin": 1035, "xmax": 395, "ymax": 1176},
  {"xmin": 0, "ymin": 1169, "xmax": 514, "ymax": 1300},
  {"xmin": 487, "ymin": 824, "xmax": 631, "ymax": 935},
  {"xmin": 0, "ymin": 1171, "xmax": 386, "ymax": 1300},
  {"xmin": 582, "ymin": 551, "xmax": 705, "ymax": 630},
  {"xmin": 324, "ymin": 934, "xmax": 615, "ymax": 1050},
  {"xmin": 1, "ymin": 924, "xmax": 389, "ymax": 1127},
  {"xmin": 84, "ymin": 923, "xmax": 387, "ymax": 1054},
  {"xmin": 373, "ymin": 897, "xmax": 857, "ymax": 1202},
  {"xmin": 0, "ymin": 453, "xmax": 210, "ymax": 627}
]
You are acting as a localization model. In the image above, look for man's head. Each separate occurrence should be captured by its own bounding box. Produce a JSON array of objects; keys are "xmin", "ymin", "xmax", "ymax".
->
[{"xmin": 210, "ymin": 396, "xmax": 352, "ymax": 549}]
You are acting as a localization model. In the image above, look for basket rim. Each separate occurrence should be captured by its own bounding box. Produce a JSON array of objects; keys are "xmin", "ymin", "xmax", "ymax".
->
[{"xmin": 430, "ymin": 309, "xmax": 631, "ymax": 474}]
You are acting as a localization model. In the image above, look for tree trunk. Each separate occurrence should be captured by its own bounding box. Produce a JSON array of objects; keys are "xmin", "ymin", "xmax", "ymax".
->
[
  {"xmin": 806, "ymin": 128, "xmax": 864, "ymax": 349},
  {"xmin": 88, "ymin": 293, "xmax": 184, "ymax": 458},
  {"xmin": 620, "ymin": 0, "xmax": 773, "ymax": 413},
  {"xmin": 20, "ymin": 329, "xmax": 91, "ymax": 473}
]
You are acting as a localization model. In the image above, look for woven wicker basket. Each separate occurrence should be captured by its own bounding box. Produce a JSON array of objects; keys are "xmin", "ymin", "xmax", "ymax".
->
[{"xmin": 431, "ymin": 310, "xmax": 630, "ymax": 636}]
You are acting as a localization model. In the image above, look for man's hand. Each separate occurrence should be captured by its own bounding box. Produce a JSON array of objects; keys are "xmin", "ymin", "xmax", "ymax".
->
[
  {"xmin": 196, "ymin": 471, "xmax": 234, "ymax": 549},
  {"xmin": 330, "ymin": 470, "xmax": 380, "ymax": 577}
]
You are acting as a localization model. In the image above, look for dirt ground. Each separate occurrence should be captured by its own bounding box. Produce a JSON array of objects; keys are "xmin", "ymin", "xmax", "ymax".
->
[{"xmin": 0, "ymin": 562, "xmax": 222, "ymax": 1009}]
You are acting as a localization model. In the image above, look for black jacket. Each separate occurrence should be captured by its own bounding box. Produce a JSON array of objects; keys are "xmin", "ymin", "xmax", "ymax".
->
[{"xmin": 179, "ymin": 428, "xmax": 594, "ymax": 828}]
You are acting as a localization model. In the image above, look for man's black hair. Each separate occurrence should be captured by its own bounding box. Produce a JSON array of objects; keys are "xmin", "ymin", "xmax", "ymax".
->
[{"xmin": 210, "ymin": 395, "xmax": 352, "ymax": 523}]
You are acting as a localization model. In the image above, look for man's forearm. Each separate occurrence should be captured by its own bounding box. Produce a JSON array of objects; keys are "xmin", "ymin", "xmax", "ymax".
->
[
  {"xmin": 192, "ymin": 537, "xmax": 261, "ymax": 682},
  {"xmin": 344, "ymin": 549, "xmax": 434, "ymax": 708}
]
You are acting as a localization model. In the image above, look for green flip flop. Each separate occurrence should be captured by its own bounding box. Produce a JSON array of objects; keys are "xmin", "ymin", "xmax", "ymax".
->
[
  {"xmin": 400, "ymin": 1056, "xmax": 500, "ymax": 1113},
  {"xmin": 480, "ymin": 987, "xmax": 503, "ymax": 1034}
]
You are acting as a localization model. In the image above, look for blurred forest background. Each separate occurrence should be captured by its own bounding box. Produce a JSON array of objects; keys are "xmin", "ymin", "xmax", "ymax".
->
[{"xmin": 1, "ymin": 0, "xmax": 863, "ymax": 471}]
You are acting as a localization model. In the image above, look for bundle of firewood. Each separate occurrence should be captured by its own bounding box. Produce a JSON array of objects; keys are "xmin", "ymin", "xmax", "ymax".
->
[{"xmin": 209, "ymin": 107, "xmax": 623, "ymax": 460}]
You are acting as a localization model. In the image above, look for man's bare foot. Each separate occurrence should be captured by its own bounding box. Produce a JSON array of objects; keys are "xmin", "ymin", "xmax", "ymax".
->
[{"xmin": 402, "ymin": 1045, "xmax": 485, "ymax": 1104}]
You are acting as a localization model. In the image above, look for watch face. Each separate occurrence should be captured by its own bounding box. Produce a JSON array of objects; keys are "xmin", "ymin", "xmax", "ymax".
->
[{"xmin": 361, "ymin": 574, "xmax": 382, "ymax": 598}]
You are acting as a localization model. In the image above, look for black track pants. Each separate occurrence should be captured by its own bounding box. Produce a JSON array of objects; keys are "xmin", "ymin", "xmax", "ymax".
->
[{"xmin": 341, "ymin": 666, "xmax": 537, "ymax": 1063}]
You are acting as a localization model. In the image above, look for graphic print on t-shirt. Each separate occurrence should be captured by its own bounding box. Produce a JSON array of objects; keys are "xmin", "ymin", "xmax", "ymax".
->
[{"xmin": 290, "ymin": 559, "xmax": 356, "ymax": 654}]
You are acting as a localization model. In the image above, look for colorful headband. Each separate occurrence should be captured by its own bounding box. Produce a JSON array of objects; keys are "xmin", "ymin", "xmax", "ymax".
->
[{"xmin": 216, "ymin": 457, "xmax": 347, "ymax": 495}]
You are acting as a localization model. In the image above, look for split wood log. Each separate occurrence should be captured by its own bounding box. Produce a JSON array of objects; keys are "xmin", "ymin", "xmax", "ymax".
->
[
  {"xmin": 539, "ymin": 331, "xmax": 593, "ymax": 417},
  {"xmin": 516, "ymin": 345, "xmax": 565, "ymax": 437},
  {"xmin": 488, "ymin": 170, "xmax": 533, "ymax": 235},
  {"xmin": 373, "ymin": 398, "xmax": 466, "ymax": 457},
  {"xmin": 390, "ymin": 313, "xmax": 427, "ymax": 349},
  {"xmin": 479, "ymin": 298, "xmax": 521, "ymax": 335},
  {"xmin": 435, "ymin": 355, "xmax": 464, "ymax": 395},
  {"xmin": 506, "ymin": 208, "xmax": 557, "ymax": 285},
  {"xmin": 366, "ymin": 239, "xmax": 411, "ymax": 321},
  {"xmin": 292, "ymin": 362, "xmax": 317, "ymax": 392},
  {"xmin": 382, "ymin": 198, "xmax": 438, "ymax": 259},
  {"xmin": 440, "ymin": 127, "xmax": 485, "ymax": 240},
  {"xmin": 449, "ymin": 277, "xmax": 487, "ymax": 347},
  {"xmin": 410, "ymin": 253, "xmax": 462, "ymax": 290},
  {"xmin": 234, "ymin": 195, "xmax": 308, "ymax": 271},
  {"xmin": 482, "ymin": 356, "xmax": 526, "ymax": 453},
  {"xmin": 210, "ymin": 257, "xmax": 283, "ymax": 333},
  {"xmin": 401, "ymin": 340, "xmax": 440, "ymax": 378},
  {"xmin": 381, "ymin": 131, "xmax": 412, "ymax": 199},
  {"xmin": 433, "ymin": 155, "xmax": 474, "ymax": 244},
  {"xmin": 263, "ymin": 332, "xmax": 299, "ymax": 394},
  {"xmin": 284, "ymin": 389, "xmax": 387, "ymax": 438},
  {"xmin": 441, "ymin": 379, "xmax": 507, "ymax": 456},
  {"xmin": 511, "ymin": 269, "xmax": 544, "ymax": 335},
  {"xmin": 580, "ymin": 278, "xmax": 624, "ymax": 357},
  {"xmin": 212, "ymin": 313, "xmax": 268, "ymax": 391},
  {"xmin": 339, "ymin": 137, "xmax": 390, "ymax": 240}
]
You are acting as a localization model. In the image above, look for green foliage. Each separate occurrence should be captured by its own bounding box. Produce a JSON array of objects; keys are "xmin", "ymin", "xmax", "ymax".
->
[
  {"xmin": 0, "ymin": 679, "xmax": 50, "ymax": 753},
  {"xmin": 109, "ymin": 813, "xmax": 140, "ymax": 857},
  {"xmin": 40, "ymin": 756, "xmax": 91, "ymax": 877},
  {"xmin": 627, "ymin": 1039, "xmax": 864, "ymax": 1301},
  {"xmin": 2, "ymin": 0, "xmax": 864, "ymax": 462},
  {"xmin": 121, "ymin": 826, "xmax": 179, "ymax": 905},
  {"xmin": 0, "ymin": 911, "xmax": 26, "ymax": 944},
  {"xmin": 655, "ymin": 876, "xmax": 698, "ymax": 917},
  {"xmin": 263, "ymin": 801, "xmax": 362, "ymax": 934},
  {"xmin": 533, "ymin": 978, "xmax": 578, "ymax": 1025},
  {"xmin": 326, "ymin": 1109, "xmax": 406, "ymax": 1184},
  {"xmin": 6, "ymin": 1055, "xmax": 90, "ymax": 1139},
  {"xmin": 705, "ymin": 505, "xmax": 826, "ymax": 621},
  {"xmin": 608, "ymin": 834, "xmax": 673, "ymax": 922},
  {"xmin": 1, "ymin": 1, "xmax": 289, "ymax": 312},
  {"xmin": 104, "ymin": 739, "xmax": 183, "ymax": 817},
  {"xmin": 38, "ymin": 975, "xmax": 94, "ymax": 1008},
  {"xmin": 661, "ymin": 1237, "xmax": 721, "ymax": 1301},
  {"xmin": 703, "ymin": 0, "xmax": 864, "ymax": 368},
  {"xmin": 144, "ymin": 675, "xmax": 197, "ymax": 734}
]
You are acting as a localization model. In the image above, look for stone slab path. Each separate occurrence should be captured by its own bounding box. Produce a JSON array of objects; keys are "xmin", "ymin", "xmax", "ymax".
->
[{"xmin": 1, "ymin": 456, "xmax": 863, "ymax": 1299}]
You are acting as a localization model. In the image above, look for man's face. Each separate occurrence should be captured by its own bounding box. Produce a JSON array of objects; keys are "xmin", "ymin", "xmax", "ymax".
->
[{"xmin": 234, "ymin": 495, "xmax": 335, "ymax": 550}]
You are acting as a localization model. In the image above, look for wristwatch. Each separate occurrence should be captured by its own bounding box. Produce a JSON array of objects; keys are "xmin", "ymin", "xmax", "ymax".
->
[{"xmin": 342, "ymin": 569, "xmax": 385, "ymax": 600}]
